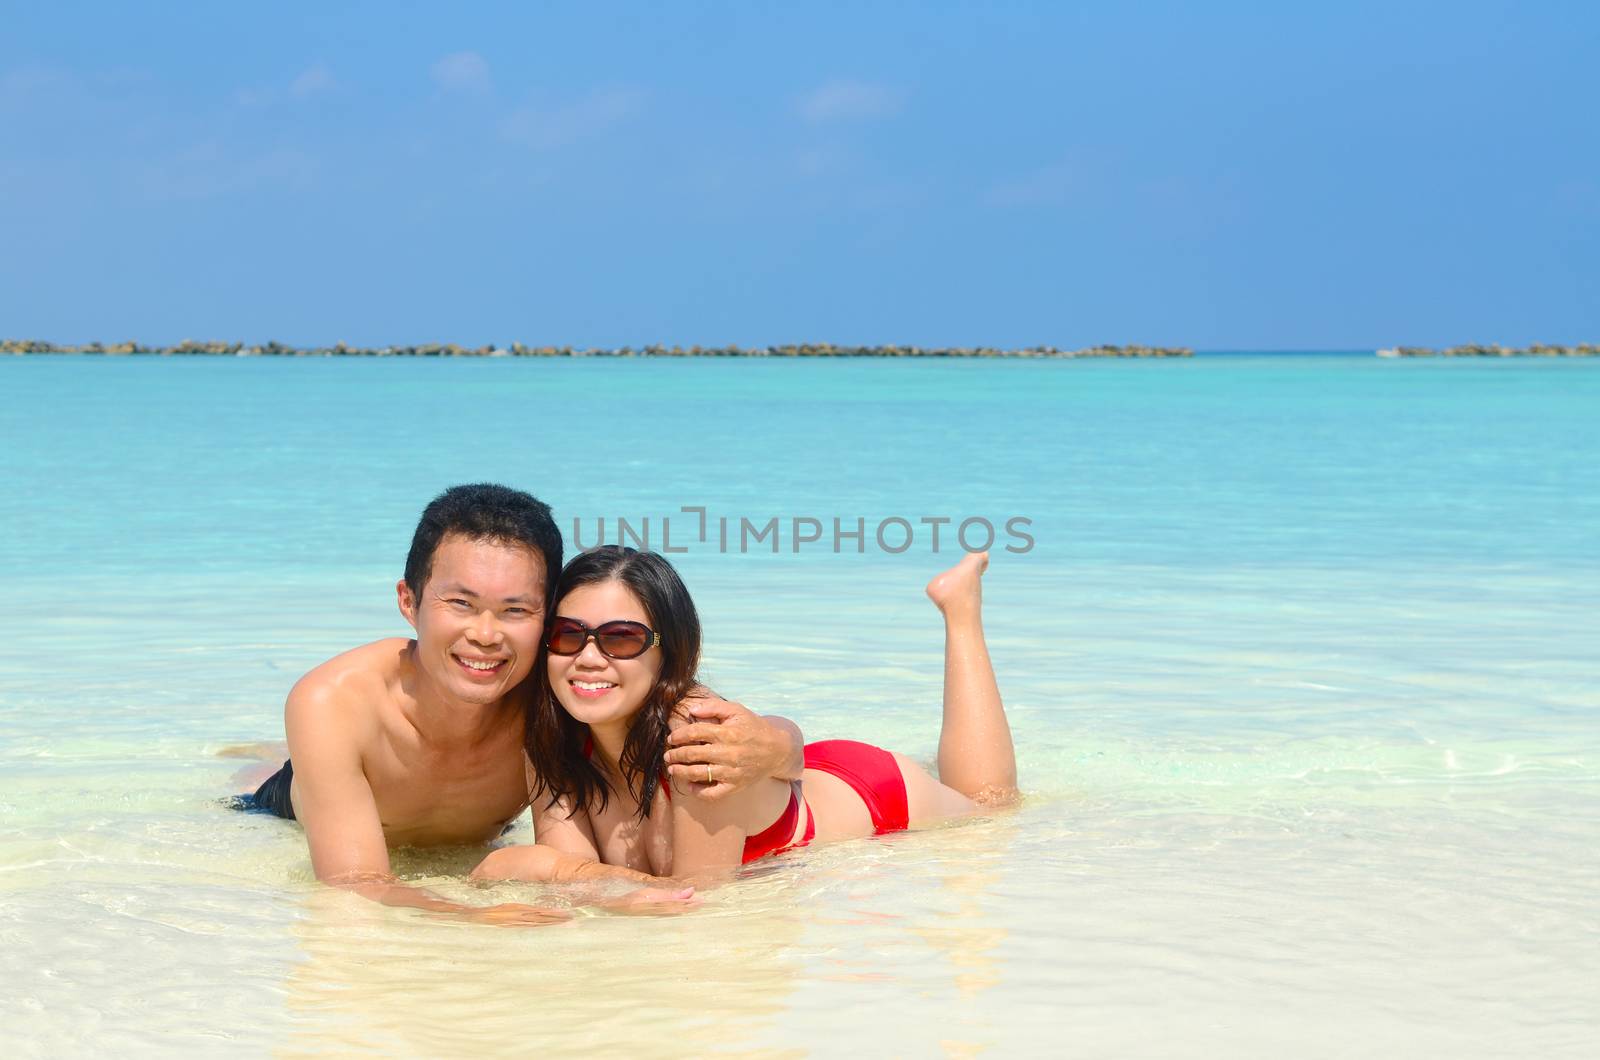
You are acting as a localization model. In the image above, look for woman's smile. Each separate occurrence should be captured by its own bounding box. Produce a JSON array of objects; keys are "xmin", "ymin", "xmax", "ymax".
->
[{"xmin": 547, "ymin": 578, "xmax": 663, "ymax": 725}]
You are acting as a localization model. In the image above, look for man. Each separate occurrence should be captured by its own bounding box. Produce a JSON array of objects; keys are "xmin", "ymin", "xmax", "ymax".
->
[{"xmin": 239, "ymin": 483, "xmax": 801, "ymax": 923}]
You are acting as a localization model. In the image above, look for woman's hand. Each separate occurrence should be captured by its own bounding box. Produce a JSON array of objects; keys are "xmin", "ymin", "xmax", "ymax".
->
[{"xmin": 600, "ymin": 885, "xmax": 701, "ymax": 916}]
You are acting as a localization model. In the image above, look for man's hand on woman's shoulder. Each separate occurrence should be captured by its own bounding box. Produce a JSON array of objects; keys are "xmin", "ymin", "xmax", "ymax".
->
[{"xmin": 664, "ymin": 693, "xmax": 805, "ymax": 800}]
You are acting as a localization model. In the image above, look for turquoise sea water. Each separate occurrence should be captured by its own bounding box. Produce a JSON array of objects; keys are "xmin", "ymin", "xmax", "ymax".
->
[{"xmin": 1, "ymin": 355, "xmax": 1597, "ymax": 1056}]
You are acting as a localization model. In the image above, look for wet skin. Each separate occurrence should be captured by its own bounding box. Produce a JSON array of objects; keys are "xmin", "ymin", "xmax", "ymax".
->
[{"xmin": 283, "ymin": 534, "xmax": 547, "ymax": 877}]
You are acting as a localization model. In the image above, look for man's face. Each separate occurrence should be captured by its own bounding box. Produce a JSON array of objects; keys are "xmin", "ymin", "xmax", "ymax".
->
[{"xmin": 397, "ymin": 533, "xmax": 547, "ymax": 707}]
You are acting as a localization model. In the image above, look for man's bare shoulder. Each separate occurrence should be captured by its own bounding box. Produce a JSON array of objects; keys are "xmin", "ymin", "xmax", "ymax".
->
[{"xmin": 286, "ymin": 638, "xmax": 411, "ymax": 734}]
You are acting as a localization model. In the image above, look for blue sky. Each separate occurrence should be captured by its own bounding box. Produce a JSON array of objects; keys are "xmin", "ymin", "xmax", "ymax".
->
[{"xmin": 2, "ymin": 1, "xmax": 1595, "ymax": 349}]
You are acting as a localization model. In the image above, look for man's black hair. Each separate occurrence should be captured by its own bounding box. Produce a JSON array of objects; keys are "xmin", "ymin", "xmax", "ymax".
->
[{"xmin": 403, "ymin": 484, "xmax": 563, "ymax": 606}]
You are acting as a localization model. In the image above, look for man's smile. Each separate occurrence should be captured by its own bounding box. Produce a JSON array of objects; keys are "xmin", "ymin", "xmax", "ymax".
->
[{"xmin": 453, "ymin": 653, "xmax": 509, "ymax": 679}]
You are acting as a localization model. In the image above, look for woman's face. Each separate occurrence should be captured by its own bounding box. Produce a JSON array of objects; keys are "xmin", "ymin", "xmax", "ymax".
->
[{"xmin": 546, "ymin": 578, "xmax": 662, "ymax": 728}]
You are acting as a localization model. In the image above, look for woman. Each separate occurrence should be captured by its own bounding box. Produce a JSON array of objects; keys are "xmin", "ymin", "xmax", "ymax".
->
[{"xmin": 475, "ymin": 546, "xmax": 1017, "ymax": 883}]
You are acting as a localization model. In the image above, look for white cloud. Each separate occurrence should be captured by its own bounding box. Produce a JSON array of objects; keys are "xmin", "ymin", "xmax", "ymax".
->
[
  {"xmin": 0, "ymin": 65, "xmax": 80, "ymax": 111},
  {"xmin": 138, "ymin": 142, "xmax": 320, "ymax": 200},
  {"xmin": 795, "ymin": 79, "xmax": 906, "ymax": 123},
  {"xmin": 289, "ymin": 64, "xmax": 334, "ymax": 98},
  {"xmin": 233, "ymin": 65, "xmax": 332, "ymax": 108},
  {"xmin": 500, "ymin": 87, "xmax": 644, "ymax": 150},
  {"xmin": 984, "ymin": 160, "xmax": 1078, "ymax": 208},
  {"xmin": 432, "ymin": 51, "xmax": 491, "ymax": 94}
]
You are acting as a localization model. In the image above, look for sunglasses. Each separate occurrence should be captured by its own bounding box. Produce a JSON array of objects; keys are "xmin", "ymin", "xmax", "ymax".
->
[{"xmin": 545, "ymin": 617, "xmax": 660, "ymax": 660}]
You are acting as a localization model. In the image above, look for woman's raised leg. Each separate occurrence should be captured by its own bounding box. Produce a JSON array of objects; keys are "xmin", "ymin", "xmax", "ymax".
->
[{"xmin": 925, "ymin": 551, "xmax": 1017, "ymax": 802}]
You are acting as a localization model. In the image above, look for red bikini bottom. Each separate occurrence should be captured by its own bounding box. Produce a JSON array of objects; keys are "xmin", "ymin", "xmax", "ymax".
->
[{"xmin": 803, "ymin": 739, "xmax": 911, "ymax": 834}]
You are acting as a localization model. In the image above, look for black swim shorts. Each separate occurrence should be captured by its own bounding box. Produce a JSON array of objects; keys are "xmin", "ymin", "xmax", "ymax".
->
[{"xmin": 231, "ymin": 759, "xmax": 296, "ymax": 820}]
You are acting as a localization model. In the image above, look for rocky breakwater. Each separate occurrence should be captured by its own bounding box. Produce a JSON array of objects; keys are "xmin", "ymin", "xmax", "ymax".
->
[
  {"xmin": 1377, "ymin": 343, "xmax": 1599, "ymax": 358},
  {"xmin": 2, "ymin": 340, "xmax": 1193, "ymax": 358}
]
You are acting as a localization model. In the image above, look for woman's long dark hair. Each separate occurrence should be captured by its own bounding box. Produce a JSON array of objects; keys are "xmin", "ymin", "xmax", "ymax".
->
[{"xmin": 525, "ymin": 546, "xmax": 701, "ymax": 821}]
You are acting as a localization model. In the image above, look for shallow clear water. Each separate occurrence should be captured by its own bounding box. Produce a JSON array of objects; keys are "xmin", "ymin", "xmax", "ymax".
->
[{"xmin": 1, "ymin": 356, "xmax": 1597, "ymax": 1056}]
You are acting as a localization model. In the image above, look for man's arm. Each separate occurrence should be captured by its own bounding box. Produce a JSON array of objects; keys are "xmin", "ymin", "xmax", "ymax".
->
[
  {"xmin": 662, "ymin": 692, "xmax": 805, "ymax": 800},
  {"xmin": 284, "ymin": 677, "xmax": 389, "ymax": 883},
  {"xmin": 285, "ymin": 677, "xmax": 567, "ymax": 926}
]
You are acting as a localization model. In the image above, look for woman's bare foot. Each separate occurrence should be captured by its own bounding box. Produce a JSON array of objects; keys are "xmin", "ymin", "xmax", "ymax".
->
[{"xmin": 925, "ymin": 550, "xmax": 989, "ymax": 623}]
